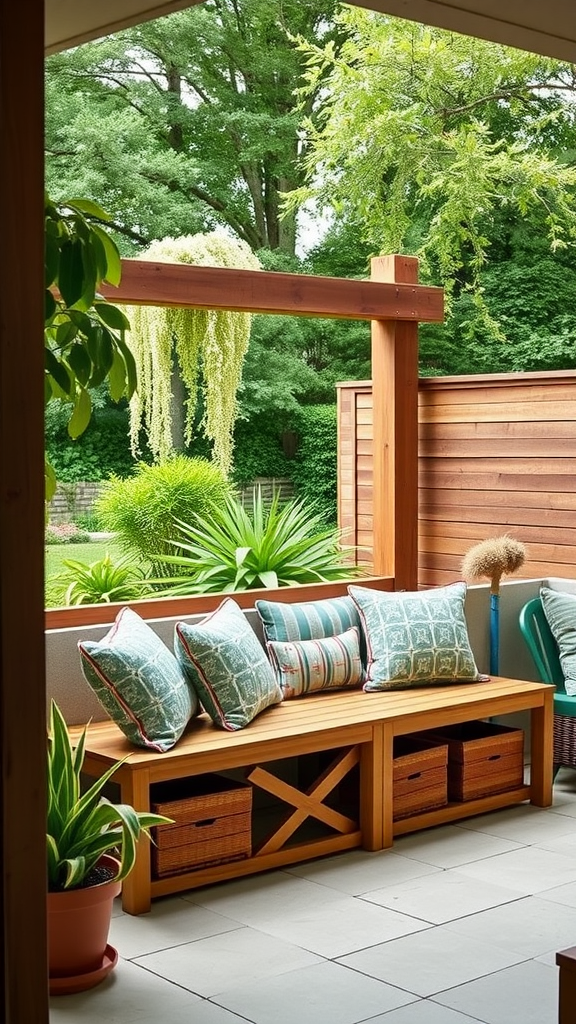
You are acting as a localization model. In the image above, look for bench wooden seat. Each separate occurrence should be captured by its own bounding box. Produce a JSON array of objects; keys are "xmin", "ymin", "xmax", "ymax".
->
[{"xmin": 74, "ymin": 675, "xmax": 554, "ymax": 915}]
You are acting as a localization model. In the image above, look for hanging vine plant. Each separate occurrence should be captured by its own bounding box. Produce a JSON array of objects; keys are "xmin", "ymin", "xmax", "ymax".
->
[{"xmin": 127, "ymin": 232, "xmax": 261, "ymax": 476}]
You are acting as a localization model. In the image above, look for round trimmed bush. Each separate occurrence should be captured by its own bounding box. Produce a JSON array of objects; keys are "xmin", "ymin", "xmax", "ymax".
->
[{"xmin": 96, "ymin": 456, "xmax": 232, "ymax": 576}]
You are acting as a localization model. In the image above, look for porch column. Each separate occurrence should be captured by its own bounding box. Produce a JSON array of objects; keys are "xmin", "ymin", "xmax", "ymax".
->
[{"xmin": 370, "ymin": 255, "xmax": 419, "ymax": 590}]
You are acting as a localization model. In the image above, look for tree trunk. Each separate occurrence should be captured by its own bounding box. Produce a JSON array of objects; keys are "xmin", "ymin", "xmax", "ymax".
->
[{"xmin": 170, "ymin": 350, "xmax": 187, "ymax": 452}]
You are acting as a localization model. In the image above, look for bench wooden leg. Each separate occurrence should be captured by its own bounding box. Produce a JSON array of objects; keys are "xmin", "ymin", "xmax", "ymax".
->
[
  {"xmin": 530, "ymin": 691, "xmax": 554, "ymax": 808},
  {"xmin": 557, "ymin": 946, "xmax": 576, "ymax": 1024},
  {"xmin": 381, "ymin": 723, "xmax": 395, "ymax": 848},
  {"xmin": 360, "ymin": 729, "xmax": 383, "ymax": 852},
  {"xmin": 119, "ymin": 767, "xmax": 152, "ymax": 915}
]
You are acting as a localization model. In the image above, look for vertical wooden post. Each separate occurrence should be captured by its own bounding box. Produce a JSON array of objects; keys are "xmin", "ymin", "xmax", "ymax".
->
[
  {"xmin": 1, "ymin": 2, "xmax": 48, "ymax": 1021},
  {"xmin": 370, "ymin": 256, "xmax": 419, "ymax": 590}
]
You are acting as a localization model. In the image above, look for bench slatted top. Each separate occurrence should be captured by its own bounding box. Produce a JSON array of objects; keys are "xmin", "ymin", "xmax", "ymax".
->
[{"xmin": 73, "ymin": 677, "xmax": 551, "ymax": 773}]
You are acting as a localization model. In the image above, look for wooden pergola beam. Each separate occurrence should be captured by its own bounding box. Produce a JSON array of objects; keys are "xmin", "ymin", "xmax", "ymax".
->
[
  {"xmin": 103, "ymin": 253, "xmax": 439, "ymax": 595},
  {"xmin": 101, "ymin": 259, "xmax": 444, "ymax": 322}
]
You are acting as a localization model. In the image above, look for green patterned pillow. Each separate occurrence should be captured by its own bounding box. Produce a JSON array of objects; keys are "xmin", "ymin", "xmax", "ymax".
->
[
  {"xmin": 267, "ymin": 627, "xmax": 364, "ymax": 699},
  {"xmin": 348, "ymin": 582, "xmax": 480, "ymax": 690},
  {"xmin": 175, "ymin": 598, "xmax": 283, "ymax": 730},
  {"xmin": 78, "ymin": 607, "xmax": 199, "ymax": 752},
  {"xmin": 540, "ymin": 587, "xmax": 576, "ymax": 695}
]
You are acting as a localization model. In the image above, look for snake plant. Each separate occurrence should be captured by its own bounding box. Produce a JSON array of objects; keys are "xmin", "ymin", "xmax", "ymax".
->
[{"xmin": 47, "ymin": 701, "xmax": 171, "ymax": 891}]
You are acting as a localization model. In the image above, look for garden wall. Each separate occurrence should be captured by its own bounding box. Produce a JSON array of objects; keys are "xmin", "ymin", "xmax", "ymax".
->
[
  {"xmin": 337, "ymin": 370, "xmax": 576, "ymax": 586},
  {"xmin": 48, "ymin": 477, "xmax": 295, "ymax": 523}
]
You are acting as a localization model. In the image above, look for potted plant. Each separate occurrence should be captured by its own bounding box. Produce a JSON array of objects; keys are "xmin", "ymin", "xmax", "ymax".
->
[{"xmin": 47, "ymin": 700, "xmax": 171, "ymax": 995}]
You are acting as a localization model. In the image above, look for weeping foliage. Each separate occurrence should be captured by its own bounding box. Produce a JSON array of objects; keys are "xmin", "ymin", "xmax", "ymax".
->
[{"xmin": 127, "ymin": 233, "xmax": 261, "ymax": 475}]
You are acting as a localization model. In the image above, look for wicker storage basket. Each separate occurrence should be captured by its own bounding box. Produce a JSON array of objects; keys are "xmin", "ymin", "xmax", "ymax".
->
[
  {"xmin": 151, "ymin": 774, "xmax": 252, "ymax": 878},
  {"xmin": 424, "ymin": 721, "xmax": 524, "ymax": 802},
  {"xmin": 393, "ymin": 737, "xmax": 449, "ymax": 820}
]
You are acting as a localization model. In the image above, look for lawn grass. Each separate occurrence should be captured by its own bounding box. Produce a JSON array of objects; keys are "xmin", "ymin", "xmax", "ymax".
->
[{"xmin": 45, "ymin": 540, "xmax": 124, "ymax": 607}]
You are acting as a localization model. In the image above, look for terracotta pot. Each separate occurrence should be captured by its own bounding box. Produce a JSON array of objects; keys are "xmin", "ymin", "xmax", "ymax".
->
[{"xmin": 48, "ymin": 854, "xmax": 121, "ymax": 994}]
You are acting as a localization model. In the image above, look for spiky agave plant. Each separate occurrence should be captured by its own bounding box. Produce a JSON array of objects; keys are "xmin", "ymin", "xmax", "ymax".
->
[
  {"xmin": 47, "ymin": 701, "xmax": 171, "ymax": 891},
  {"xmin": 151, "ymin": 488, "xmax": 364, "ymax": 595},
  {"xmin": 57, "ymin": 552, "xmax": 151, "ymax": 605}
]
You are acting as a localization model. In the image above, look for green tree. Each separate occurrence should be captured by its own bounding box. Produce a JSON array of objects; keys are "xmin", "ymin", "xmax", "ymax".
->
[
  {"xmin": 45, "ymin": 0, "xmax": 342, "ymax": 256},
  {"xmin": 289, "ymin": 9, "xmax": 576, "ymax": 295}
]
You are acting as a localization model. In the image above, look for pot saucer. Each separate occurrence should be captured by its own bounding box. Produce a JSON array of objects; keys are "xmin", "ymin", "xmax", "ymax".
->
[{"xmin": 49, "ymin": 944, "xmax": 118, "ymax": 996}]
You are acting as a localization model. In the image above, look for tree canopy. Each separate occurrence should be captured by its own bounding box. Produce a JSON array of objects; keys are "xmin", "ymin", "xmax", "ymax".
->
[
  {"xmin": 289, "ymin": 7, "xmax": 576, "ymax": 294},
  {"xmin": 45, "ymin": 0, "xmax": 341, "ymax": 256}
]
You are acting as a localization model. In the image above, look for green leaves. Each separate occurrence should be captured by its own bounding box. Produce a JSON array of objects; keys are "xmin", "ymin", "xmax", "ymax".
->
[
  {"xmin": 289, "ymin": 8, "xmax": 576, "ymax": 297},
  {"xmin": 57, "ymin": 552, "xmax": 151, "ymax": 605},
  {"xmin": 46, "ymin": 700, "xmax": 172, "ymax": 891},
  {"xmin": 44, "ymin": 193, "xmax": 137, "ymax": 464},
  {"xmin": 149, "ymin": 487, "xmax": 364, "ymax": 595}
]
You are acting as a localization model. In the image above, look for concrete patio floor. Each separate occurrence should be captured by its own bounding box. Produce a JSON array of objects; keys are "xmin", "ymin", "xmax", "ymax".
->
[{"xmin": 49, "ymin": 770, "xmax": 576, "ymax": 1024}]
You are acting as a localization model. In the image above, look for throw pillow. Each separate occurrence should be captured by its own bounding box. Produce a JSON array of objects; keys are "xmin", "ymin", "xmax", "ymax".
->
[
  {"xmin": 256, "ymin": 595, "xmax": 362, "ymax": 643},
  {"xmin": 540, "ymin": 586, "xmax": 576, "ymax": 695},
  {"xmin": 267, "ymin": 627, "xmax": 364, "ymax": 699},
  {"xmin": 175, "ymin": 598, "xmax": 283, "ymax": 730},
  {"xmin": 78, "ymin": 607, "xmax": 199, "ymax": 752},
  {"xmin": 348, "ymin": 582, "xmax": 480, "ymax": 690}
]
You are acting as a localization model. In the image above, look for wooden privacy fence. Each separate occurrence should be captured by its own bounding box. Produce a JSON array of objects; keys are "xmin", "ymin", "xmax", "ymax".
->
[{"xmin": 338, "ymin": 369, "xmax": 576, "ymax": 586}]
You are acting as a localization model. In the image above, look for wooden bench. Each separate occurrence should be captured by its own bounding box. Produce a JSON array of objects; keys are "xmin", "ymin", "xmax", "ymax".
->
[{"xmin": 75, "ymin": 674, "xmax": 554, "ymax": 915}]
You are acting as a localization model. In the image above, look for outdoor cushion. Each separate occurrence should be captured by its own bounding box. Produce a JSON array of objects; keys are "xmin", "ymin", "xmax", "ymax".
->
[
  {"xmin": 256, "ymin": 595, "xmax": 362, "ymax": 645},
  {"xmin": 267, "ymin": 627, "xmax": 364, "ymax": 699},
  {"xmin": 175, "ymin": 598, "xmax": 283, "ymax": 730},
  {"xmin": 349, "ymin": 581, "xmax": 481, "ymax": 690},
  {"xmin": 540, "ymin": 587, "xmax": 576, "ymax": 696},
  {"xmin": 78, "ymin": 606, "xmax": 198, "ymax": 752}
]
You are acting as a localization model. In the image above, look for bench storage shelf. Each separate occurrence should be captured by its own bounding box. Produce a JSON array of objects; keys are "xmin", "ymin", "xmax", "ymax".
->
[{"xmin": 74, "ymin": 675, "xmax": 554, "ymax": 915}]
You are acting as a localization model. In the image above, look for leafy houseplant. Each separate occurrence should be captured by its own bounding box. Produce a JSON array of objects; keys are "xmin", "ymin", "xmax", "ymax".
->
[
  {"xmin": 47, "ymin": 701, "xmax": 171, "ymax": 993},
  {"xmin": 151, "ymin": 487, "xmax": 364, "ymax": 594}
]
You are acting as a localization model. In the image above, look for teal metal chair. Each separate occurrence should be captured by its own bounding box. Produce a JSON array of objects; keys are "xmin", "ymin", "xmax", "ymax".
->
[{"xmin": 519, "ymin": 597, "xmax": 576, "ymax": 774}]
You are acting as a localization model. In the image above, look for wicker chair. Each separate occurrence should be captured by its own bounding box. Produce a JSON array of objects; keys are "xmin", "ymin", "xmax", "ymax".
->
[{"xmin": 519, "ymin": 597, "xmax": 576, "ymax": 775}]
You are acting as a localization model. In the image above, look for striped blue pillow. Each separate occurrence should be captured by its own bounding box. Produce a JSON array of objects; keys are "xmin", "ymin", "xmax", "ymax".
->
[
  {"xmin": 267, "ymin": 627, "xmax": 364, "ymax": 698},
  {"xmin": 256, "ymin": 595, "xmax": 361, "ymax": 644}
]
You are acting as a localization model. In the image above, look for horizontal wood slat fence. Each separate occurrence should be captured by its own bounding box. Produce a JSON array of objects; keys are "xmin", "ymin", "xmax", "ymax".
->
[
  {"xmin": 337, "ymin": 370, "xmax": 576, "ymax": 586},
  {"xmin": 47, "ymin": 477, "xmax": 295, "ymax": 524}
]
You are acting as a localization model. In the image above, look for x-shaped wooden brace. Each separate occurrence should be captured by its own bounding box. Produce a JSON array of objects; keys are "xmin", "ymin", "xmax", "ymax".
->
[{"xmin": 247, "ymin": 746, "xmax": 360, "ymax": 857}]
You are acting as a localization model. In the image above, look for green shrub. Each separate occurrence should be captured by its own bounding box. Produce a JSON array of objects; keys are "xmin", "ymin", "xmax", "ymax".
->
[
  {"xmin": 292, "ymin": 405, "xmax": 338, "ymax": 525},
  {"xmin": 231, "ymin": 417, "xmax": 292, "ymax": 485},
  {"xmin": 150, "ymin": 487, "xmax": 361, "ymax": 595},
  {"xmin": 45, "ymin": 404, "xmax": 137, "ymax": 482},
  {"xmin": 96, "ymin": 455, "xmax": 232, "ymax": 576},
  {"xmin": 72, "ymin": 511, "xmax": 102, "ymax": 532},
  {"xmin": 56, "ymin": 553, "xmax": 151, "ymax": 606},
  {"xmin": 45, "ymin": 523, "xmax": 91, "ymax": 545}
]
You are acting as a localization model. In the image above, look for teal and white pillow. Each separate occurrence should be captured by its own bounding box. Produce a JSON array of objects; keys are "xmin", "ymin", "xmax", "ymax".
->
[
  {"xmin": 256, "ymin": 595, "xmax": 362, "ymax": 643},
  {"xmin": 348, "ymin": 582, "xmax": 480, "ymax": 690},
  {"xmin": 175, "ymin": 598, "xmax": 283, "ymax": 730},
  {"xmin": 78, "ymin": 607, "xmax": 198, "ymax": 752},
  {"xmin": 267, "ymin": 627, "xmax": 364, "ymax": 699},
  {"xmin": 540, "ymin": 586, "xmax": 576, "ymax": 695}
]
